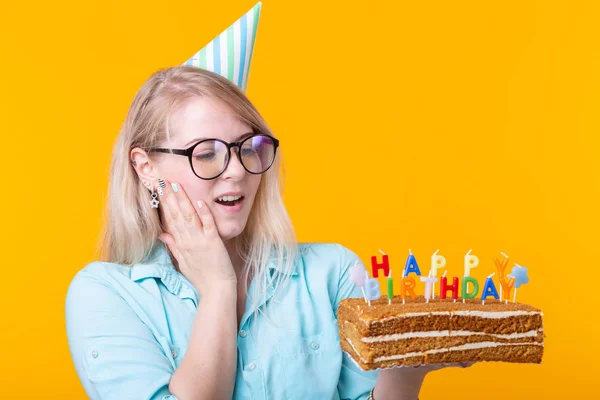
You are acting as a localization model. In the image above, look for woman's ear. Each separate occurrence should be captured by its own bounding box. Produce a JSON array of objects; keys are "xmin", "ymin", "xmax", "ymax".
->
[{"xmin": 130, "ymin": 147, "xmax": 158, "ymax": 184}]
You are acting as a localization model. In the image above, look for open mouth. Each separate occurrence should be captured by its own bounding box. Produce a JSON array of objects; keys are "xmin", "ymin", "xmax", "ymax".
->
[{"xmin": 215, "ymin": 195, "xmax": 245, "ymax": 207}]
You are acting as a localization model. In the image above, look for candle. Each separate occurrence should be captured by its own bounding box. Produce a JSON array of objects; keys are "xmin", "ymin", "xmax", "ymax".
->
[
  {"xmin": 371, "ymin": 249, "xmax": 390, "ymax": 278},
  {"xmin": 440, "ymin": 276, "xmax": 459, "ymax": 300},
  {"xmin": 507, "ymin": 264, "xmax": 530, "ymax": 303},
  {"xmin": 464, "ymin": 249, "xmax": 479, "ymax": 277},
  {"xmin": 430, "ymin": 249, "xmax": 447, "ymax": 275},
  {"xmin": 493, "ymin": 252, "xmax": 510, "ymax": 301},
  {"xmin": 364, "ymin": 270, "xmax": 381, "ymax": 306},
  {"xmin": 349, "ymin": 260, "xmax": 368, "ymax": 303},
  {"xmin": 500, "ymin": 277, "xmax": 516, "ymax": 304},
  {"xmin": 403, "ymin": 249, "xmax": 422, "ymax": 276},
  {"xmin": 420, "ymin": 272, "xmax": 438, "ymax": 303},
  {"xmin": 461, "ymin": 276, "xmax": 480, "ymax": 302},
  {"xmin": 481, "ymin": 273, "xmax": 500, "ymax": 304},
  {"xmin": 493, "ymin": 252, "xmax": 510, "ymax": 278},
  {"xmin": 430, "ymin": 249, "xmax": 446, "ymax": 299},
  {"xmin": 400, "ymin": 276, "xmax": 417, "ymax": 303},
  {"xmin": 387, "ymin": 269, "xmax": 394, "ymax": 304}
]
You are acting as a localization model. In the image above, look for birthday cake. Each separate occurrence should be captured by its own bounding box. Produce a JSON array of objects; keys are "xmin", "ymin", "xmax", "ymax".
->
[
  {"xmin": 338, "ymin": 296, "xmax": 544, "ymax": 370},
  {"xmin": 338, "ymin": 250, "xmax": 544, "ymax": 370}
]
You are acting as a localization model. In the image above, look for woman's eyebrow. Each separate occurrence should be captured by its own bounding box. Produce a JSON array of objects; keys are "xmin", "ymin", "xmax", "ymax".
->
[{"xmin": 183, "ymin": 131, "xmax": 255, "ymax": 147}]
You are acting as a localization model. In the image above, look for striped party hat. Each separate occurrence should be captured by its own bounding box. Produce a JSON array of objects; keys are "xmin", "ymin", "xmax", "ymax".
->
[{"xmin": 183, "ymin": 2, "xmax": 262, "ymax": 92}]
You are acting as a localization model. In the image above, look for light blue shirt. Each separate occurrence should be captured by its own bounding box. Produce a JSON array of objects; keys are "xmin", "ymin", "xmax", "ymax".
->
[{"xmin": 66, "ymin": 242, "xmax": 379, "ymax": 399}]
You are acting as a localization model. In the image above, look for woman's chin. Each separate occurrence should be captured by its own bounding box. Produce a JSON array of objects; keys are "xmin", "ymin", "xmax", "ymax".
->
[{"xmin": 216, "ymin": 224, "xmax": 245, "ymax": 243}]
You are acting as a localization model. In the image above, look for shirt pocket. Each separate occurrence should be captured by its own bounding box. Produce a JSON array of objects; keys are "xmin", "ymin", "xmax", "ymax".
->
[{"xmin": 276, "ymin": 318, "xmax": 343, "ymax": 399}]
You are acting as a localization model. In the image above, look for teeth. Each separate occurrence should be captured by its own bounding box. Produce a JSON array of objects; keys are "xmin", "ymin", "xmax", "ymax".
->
[{"xmin": 217, "ymin": 195, "xmax": 242, "ymax": 202}]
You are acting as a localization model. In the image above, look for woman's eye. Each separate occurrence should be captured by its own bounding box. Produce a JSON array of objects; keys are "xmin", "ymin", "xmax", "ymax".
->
[
  {"xmin": 241, "ymin": 147, "xmax": 257, "ymax": 156},
  {"xmin": 194, "ymin": 152, "xmax": 216, "ymax": 161}
]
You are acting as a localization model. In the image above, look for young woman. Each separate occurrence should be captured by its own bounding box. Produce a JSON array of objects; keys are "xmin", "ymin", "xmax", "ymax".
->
[{"xmin": 66, "ymin": 66, "xmax": 467, "ymax": 400}]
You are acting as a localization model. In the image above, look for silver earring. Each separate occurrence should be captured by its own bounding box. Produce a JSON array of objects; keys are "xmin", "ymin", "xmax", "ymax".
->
[{"xmin": 149, "ymin": 185, "xmax": 159, "ymax": 208}]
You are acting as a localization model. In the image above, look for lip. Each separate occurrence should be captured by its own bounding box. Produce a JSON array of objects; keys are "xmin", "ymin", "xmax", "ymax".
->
[
  {"xmin": 213, "ymin": 196, "xmax": 245, "ymax": 214},
  {"xmin": 214, "ymin": 191, "xmax": 244, "ymax": 200}
]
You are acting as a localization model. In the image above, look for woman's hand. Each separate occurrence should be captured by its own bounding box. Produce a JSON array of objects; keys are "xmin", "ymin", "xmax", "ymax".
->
[
  {"xmin": 374, "ymin": 362, "xmax": 474, "ymax": 400},
  {"xmin": 156, "ymin": 178, "xmax": 237, "ymax": 296},
  {"xmin": 419, "ymin": 361, "xmax": 474, "ymax": 372}
]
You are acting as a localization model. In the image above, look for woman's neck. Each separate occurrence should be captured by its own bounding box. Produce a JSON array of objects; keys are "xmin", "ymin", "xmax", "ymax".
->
[{"xmin": 224, "ymin": 238, "xmax": 245, "ymax": 275}]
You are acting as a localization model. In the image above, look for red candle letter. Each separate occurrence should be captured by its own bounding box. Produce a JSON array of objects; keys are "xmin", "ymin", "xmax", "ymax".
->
[
  {"xmin": 370, "ymin": 255, "xmax": 390, "ymax": 278},
  {"xmin": 440, "ymin": 277, "xmax": 459, "ymax": 300}
]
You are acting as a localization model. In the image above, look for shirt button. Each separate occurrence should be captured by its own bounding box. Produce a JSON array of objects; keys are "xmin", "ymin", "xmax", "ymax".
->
[
  {"xmin": 246, "ymin": 362, "xmax": 256, "ymax": 371},
  {"xmin": 171, "ymin": 350, "xmax": 178, "ymax": 358},
  {"xmin": 311, "ymin": 342, "xmax": 319, "ymax": 350},
  {"xmin": 239, "ymin": 330, "xmax": 247, "ymax": 337},
  {"xmin": 91, "ymin": 350, "xmax": 99, "ymax": 359}
]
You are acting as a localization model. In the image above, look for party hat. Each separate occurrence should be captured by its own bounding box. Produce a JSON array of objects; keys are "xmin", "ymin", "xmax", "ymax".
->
[{"xmin": 183, "ymin": 2, "xmax": 262, "ymax": 92}]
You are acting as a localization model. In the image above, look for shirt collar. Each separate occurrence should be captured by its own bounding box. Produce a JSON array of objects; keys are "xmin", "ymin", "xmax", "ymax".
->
[
  {"xmin": 130, "ymin": 243, "xmax": 183, "ymax": 294},
  {"xmin": 267, "ymin": 255, "xmax": 299, "ymax": 277}
]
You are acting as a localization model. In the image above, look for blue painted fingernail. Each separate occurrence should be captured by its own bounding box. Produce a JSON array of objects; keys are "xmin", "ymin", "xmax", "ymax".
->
[{"xmin": 171, "ymin": 182, "xmax": 179, "ymax": 193}]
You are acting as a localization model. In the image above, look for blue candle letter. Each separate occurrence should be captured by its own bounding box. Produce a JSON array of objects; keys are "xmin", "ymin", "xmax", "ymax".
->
[
  {"xmin": 365, "ymin": 278, "xmax": 381, "ymax": 301},
  {"xmin": 481, "ymin": 277, "xmax": 500, "ymax": 301},
  {"xmin": 403, "ymin": 250, "xmax": 422, "ymax": 277}
]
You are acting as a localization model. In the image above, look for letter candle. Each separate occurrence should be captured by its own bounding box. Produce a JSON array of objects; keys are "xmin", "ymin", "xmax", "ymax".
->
[
  {"xmin": 464, "ymin": 249, "xmax": 479, "ymax": 277},
  {"xmin": 481, "ymin": 272, "xmax": 500, "ymax": 305},
  {"xmin": 493, "ymin": 252, "xmax": 510, "ymax": 301},
  {"xmin": 387, "ymin": 269, "xmax": 394, "ymax": 305},
  {"xmin": 370, "ymin": 249, "xmax": 390, "ymax": 278},
  {"xmin": 461, "ymin": 276, "xmax": 479, "ymax": 302},
  {"xmin": 440, "ymin": 271, "xmax": 459, "ymax": 302},
  {"xmin": 420, "ymin": 270, "xmax": 438, "ymax": 303},
  {"xmin": 348, "ymin": 260, "xmax": 368, "ymax": 303},
  {"xmin": 462, "ymin": 249, "xmax": 479, "ymax": 303},
  {"xmin": 403, "ymin": 249, "xmax": 422, "ymax": 276},
  {"xmin": 400, "ymin": 249, "xmax": 421, "ymax": 304},
  {"xmin": 429, "ymin": 249, "xmax": 446, "ymax": 299},
  {"xmin": 500, "ymin": 277, "xmax": 516, "ymax": 304},
  {"xmin": 364, "ymin": 271, "xmax": 381, "ymax": 306},
  {"xmin": 400, "ymin": 274, "xmax": 417, "ymax": 304},
  {"xmin": 507, "ymin": 264, "xmax": 530, "ymax": 303}
]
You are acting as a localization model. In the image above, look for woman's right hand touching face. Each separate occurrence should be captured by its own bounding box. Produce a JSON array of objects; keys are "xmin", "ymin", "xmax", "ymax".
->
[{"xmin": 156, "ymin": 178, "xmax": 237, "ymax": 295}]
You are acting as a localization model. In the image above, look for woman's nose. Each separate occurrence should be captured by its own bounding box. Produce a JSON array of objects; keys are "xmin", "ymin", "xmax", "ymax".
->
[{"xmin": 221, "ymin": 148, "xmax": 246, "ymax": 179}]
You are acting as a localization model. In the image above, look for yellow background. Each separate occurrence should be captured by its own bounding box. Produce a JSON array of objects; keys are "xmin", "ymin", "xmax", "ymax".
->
[{"xmin": 1, "ymin": 0, "xmax": 597, "ymax": 398}]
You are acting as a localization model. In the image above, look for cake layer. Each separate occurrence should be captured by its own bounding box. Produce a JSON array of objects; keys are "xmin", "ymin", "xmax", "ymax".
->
[
  {"xmin": 341, "ymin": 296, "xmax": 541, "ymax": 320},
  {"xmin": 341, "ymin": 320, "xmax": 543, "ymax": 361},
  {"xmin": 338, "ymin": 297, "xmax": 543, "ymax": 336},
  {"xmin": 342, "ymin": 336, "xmax": 544, "ymax": 370}
]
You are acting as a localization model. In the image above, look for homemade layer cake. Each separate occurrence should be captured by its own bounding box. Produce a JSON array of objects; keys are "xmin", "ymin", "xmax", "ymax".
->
[{"xmin": 337, "ymin": 296, "xmax": 544, "ymax": 370}]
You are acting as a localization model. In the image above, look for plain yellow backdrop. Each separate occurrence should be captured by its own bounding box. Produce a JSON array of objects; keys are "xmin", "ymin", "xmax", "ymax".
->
[{"xmin": 1, "ymin": 0, "xmax": 598, "ymax": 398}]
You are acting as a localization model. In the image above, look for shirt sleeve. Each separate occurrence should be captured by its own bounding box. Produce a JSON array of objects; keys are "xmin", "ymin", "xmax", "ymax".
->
[
  {"xmin": 334, "ymin": 244, "xmax": 379, "ymax": 400},
  {"xmin": 66, "ymin": 269, "xmax": 179, "ymax": 400}
]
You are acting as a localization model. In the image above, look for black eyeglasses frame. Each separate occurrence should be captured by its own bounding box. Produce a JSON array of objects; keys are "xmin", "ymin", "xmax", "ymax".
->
[{"xmin": 147, "ymin": 133, "xmax": 279, "ymax": 180}]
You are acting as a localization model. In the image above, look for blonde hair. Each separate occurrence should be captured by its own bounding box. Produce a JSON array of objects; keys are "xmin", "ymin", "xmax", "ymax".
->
[{"xmin": 99, "ymin": 65, "xmax": 298, "ymax": 313}]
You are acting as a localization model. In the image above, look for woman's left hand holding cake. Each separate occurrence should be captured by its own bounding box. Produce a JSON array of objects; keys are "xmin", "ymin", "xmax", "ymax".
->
[{"xmin": 373, "ymin": 362, "xmax": 474, "ymax": 400}]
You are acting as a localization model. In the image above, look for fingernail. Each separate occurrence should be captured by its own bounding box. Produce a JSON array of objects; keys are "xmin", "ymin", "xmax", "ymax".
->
[
  {"xmin": 197, "ymin": 200, "xmax": 203, "ymax": 208},
  {"xmin": 171, "ymin": 182, "xmax": 179, "ymax": 193},
  {"xmin": 158, "ymin": 178, "xmax": 167, "ymax": 189}
]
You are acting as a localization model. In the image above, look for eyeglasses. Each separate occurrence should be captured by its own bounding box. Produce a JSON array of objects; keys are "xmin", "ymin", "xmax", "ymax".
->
[{"xmin": 148, "ymin": 133, "xmax": 279, "ymax": 180}]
